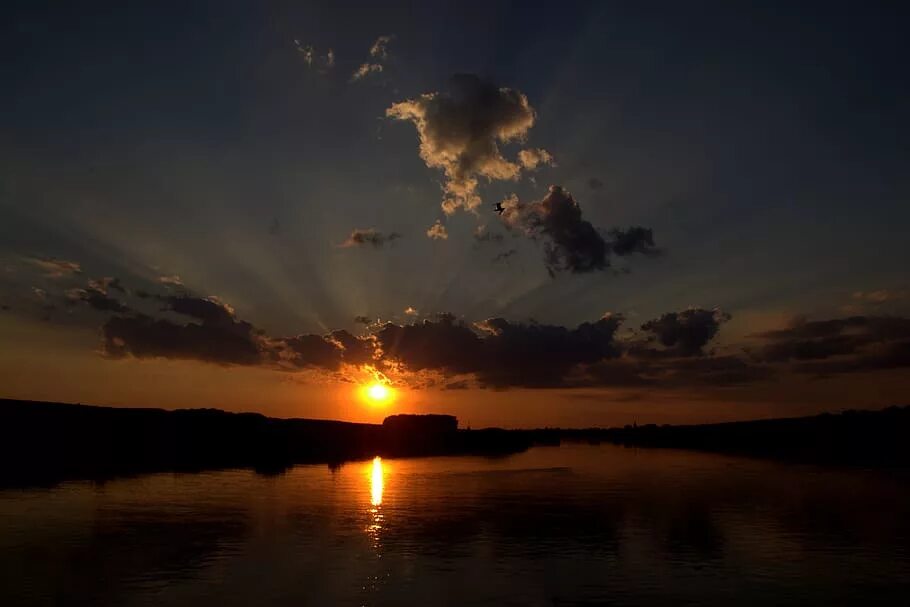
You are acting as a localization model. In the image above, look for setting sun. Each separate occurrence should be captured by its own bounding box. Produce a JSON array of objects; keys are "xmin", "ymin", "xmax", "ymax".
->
[{"xmin": 360, "ymin": 382, "xmax": 395, "ymax": 405}]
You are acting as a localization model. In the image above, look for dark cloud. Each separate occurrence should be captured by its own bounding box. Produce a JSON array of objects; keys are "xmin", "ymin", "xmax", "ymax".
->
[
  {"xmin": 492, "ymin": 249, "xmax": 517, "ymax": 263},
  {"xmin": 639, "ymin": 308, "xmax": 731, "ymax": 356},
  {"xmin": 387, "ymin": 74, "xmax": 549, "ymax": 214},
  {"xmin": 67, "ymin": 288, "xmax": 130, "ymax": 313},
  {"xmin": 166, "ymin": 295, "xmax": 236, "ymax": 324},
  {"xmin": 82, "ymin": 277, "xmax": 126, "ymax": 298},
  {"xmin": 103, "ymin": 295, "xmax": 260, "ymax": 365},
  {"xmin": 274, "ymin": 334, "xmax": 344, "ymax": 370},
  {"xmin": 501, "ymin": 186, "xmax": 608, "ymax": 274},
  {"xmin": 64, "ymin": 277, "xmax": 131, "ymax": 313},
  {"xmin": 103, "ymin": 313, "xmax": 262, "ymax": 366},
  {"xmin": 500, "ymin": 187, "xmax": 661, "ymax": 275},
  {"xmin": 80, "ymin": 282, "xmax": 910, "ymax": 390},
  {"xmin": 608, "ymin": 227, "xmax": 662, "ymax": 257},
  {"xmin": 339, "ymin": 228, "xmax": 402, "ymax": 248},
  {"xmin": 588, "ymin": 177, "xmax": 604, "ymax": 191},
  {"xmin": 750, "ymin": 316, "xmax": 910, "ymax": 374},
  {"xmin": 354, "ymin": 315, "xmax": 372, "ymax": 325},
  {"xmin": 373, "ymin": 313, "xmax": 624, "ymax": 388},
  {"xmin": 473, "ymin": 224, "xmax": 505, "ymax": 244}
]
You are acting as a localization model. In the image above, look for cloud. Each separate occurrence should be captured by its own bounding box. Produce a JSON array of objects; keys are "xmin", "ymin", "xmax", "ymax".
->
[
  {"xmin": 639, "ymin": 308, "xmax": 731, "ymax": 356},
  {"xmin": 426, "ymin": 220, "xmax": 448, "ymax": 240},
  {"xmin": 294, "ymin": 40, "xmax": 334, "ymax": 73},
  {"xmin": 351, "ymin": 35, "xmax": 394, "ymax": 82},
  {"xmin": 158, "ymin": 275, "xmax": 183, "ymax": 287},
  {"xmin": 354, "ymin": 315, "xmax": 372, "ymax": 325},
  {"xmin": 500, "ymin": 186, "xmax": 608, "ymax": 274},
  {"xmin": 404, "ymin": 306, "xmax": 418, "ymax": 316},
  {"xmin": 339, "ymin": 228, "xmax": 402, "ymax": 248},
  {"xmin": 27, "ymin": 256, "xmax": 82, "ymax": 278},
  {"xmin": 500, "ymin": 186, "xmax": 660, "ymax": 275},
  {"xmin": 473, "ymin": 224, "xmax": 504, "ymax": 244},
  {"xmin": 87, "ymin": 277, "xmax": 125, "ymax": 294},
  {"xmin": 492, "ymin": 249, "xmax": 517, "ymax": 263},
  {"xmin": 608, "ymin": 227, "xmax": 662, "ymax": 257},
  {"xmin": 370, "ymin": 35, "xmax": 394, "ymax": 60},
  {"xmin": 31, "ymin": 287, "xmax": 47, "ymax": 300},
  {"xmin": 373, "ymin": 313, "xmax": 625, "ymax": 388},
  {"xmin": 387, "ymin": 74, "xmax": 543, "ymax": 214},
  {"xmin": 103, "ymin": 313, "xmax": 263, "ymax": 366},
  {"xmin": 103, "ymin": 295, "xmax": 265, "ymax": 366},
  {"xmin": 749, "ymin": 315, "xmax": 910, "ymax": 374},
  {"xmin": 351, "ymin": 63, "xmax": 383, "ymax": 81},
  {"xmin": 588, "ymin": 177, "xmax": 604, "ymax": 190},
  {"xmin": 517, "ymin": 148, "xmax": 554, "ymax": 170},
  {"xmin": 66, "ymin": 282, "xmax": 131, "ymax": 313}
]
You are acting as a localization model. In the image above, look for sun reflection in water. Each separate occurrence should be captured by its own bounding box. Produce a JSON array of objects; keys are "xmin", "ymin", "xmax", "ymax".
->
[
  {"xmin": 367, "ymin": 456, "xmax": 385, "ymax": 550},
  {"xmin": 370, "ymin": 456, "xmax": 384, "ymax": 507}
]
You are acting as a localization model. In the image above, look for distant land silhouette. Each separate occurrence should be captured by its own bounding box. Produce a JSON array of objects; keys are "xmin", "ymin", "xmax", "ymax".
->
[{"xmin": 1, "ymin": 399, "xmax": 908, "ymax": 487}]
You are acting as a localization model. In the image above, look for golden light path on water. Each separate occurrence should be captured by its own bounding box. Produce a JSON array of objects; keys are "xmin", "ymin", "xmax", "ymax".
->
[{"xmin": 370, "ymin": 456, "xmax": 384, "ymax": 507}]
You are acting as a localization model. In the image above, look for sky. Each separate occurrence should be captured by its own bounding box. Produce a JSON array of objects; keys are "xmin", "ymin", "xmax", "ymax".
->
[{"xmin": 1, "ymin": 1, "xmax": 909, "ymax": 428}]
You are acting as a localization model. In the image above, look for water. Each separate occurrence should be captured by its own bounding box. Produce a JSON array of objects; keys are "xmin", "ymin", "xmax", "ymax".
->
[{"xmin": 1, "ymin": 444, "xmax": 908, "ymax": 606}]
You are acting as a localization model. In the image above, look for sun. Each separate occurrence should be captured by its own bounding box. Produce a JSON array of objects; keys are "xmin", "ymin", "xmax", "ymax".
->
[
  {"xmin": 368, "ymin": 383, "xmax": 389, "ymax": 401},
  {"xmin": 360, "ymin": 382, "xmax": 395, "ymax": 405}
]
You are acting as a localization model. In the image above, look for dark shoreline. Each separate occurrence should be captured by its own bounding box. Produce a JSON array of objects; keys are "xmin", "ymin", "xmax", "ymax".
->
[{"xmin": 1, "ymin": 398, "xmax": 908, "ymax": 488}]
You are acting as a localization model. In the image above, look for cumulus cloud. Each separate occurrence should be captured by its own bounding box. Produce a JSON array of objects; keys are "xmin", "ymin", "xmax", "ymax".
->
[
  {"xmin": 67, "ymin": 270, "xmax": 909, "ymax": 391},
  {"xmin": 500, "ymin": 186, "xmax": 660, "ymax": 275},
  {"xmin": 27, "ymin": 256, "xmax": 82, "ymax": 278},
  {"xmin": 387, "ymin": 74, "xmax": 544, "ymax": 214},
  {"xmin": 339, "ymin": 228, "xmax": 402, "ymax": 248},
  {"xmin": 500, "ymin": 186, "xmax": 608, "ymax": 275},
  {"xmin": 426, "ymin": 220, "xmax": 448, "ymax": 240},
  {"xmin": 638, "ymin": 308, "xmax": 731, "ymax": 356},
  {"xmin": 517, "ymin": 148, "xmax": 554, "ymax": 170},
  {"xmin": 373, "ymin": 313, "xmax": 625, "ymax": 388}
]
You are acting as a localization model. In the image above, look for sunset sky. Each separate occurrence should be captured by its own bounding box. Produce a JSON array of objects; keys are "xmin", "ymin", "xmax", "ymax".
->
[{"xmin": 1, "ymin": 2, "xmax": 909, "ymax": 427}]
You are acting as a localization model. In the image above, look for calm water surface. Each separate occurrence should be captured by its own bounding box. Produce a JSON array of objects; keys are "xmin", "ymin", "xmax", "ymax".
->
[{"xmin": 1, "ymin": 444, "xmax": 908, "ymax": 606}]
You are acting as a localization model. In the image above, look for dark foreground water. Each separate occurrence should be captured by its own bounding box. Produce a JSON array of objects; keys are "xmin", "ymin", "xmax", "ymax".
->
[{"xmin": 1, "ymin": 444, "xmax": 909, "ymax": 606}]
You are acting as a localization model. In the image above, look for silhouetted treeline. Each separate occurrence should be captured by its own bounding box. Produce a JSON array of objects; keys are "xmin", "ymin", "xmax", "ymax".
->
[
  {"xmin": 0, "ymin": 400, "xmax": 531, "ymax": 487},
  {"xmin": 538, "ymin": 406, "xmax": 910, "ymax": 466},
  {"xmin": 2, "ymin": 399, "xmax": 908, "ymax": 487}
]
